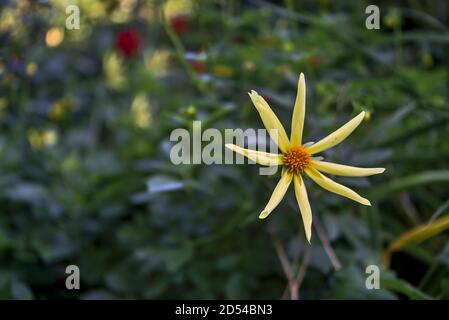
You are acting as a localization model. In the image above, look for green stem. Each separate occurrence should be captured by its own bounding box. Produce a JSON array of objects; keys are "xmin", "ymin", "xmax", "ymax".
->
[{"xmin": 160, "ymin": 5, "xmax": 206, "ymax": 93}]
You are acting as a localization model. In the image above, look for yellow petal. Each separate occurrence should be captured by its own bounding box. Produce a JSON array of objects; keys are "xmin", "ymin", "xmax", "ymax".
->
[
  {"xmin": 307, "ymin": 111, "xmax": 365, "ymax": 154},
  {"xmin": 305, "ymin": 167, "xmax": 371, "ymax": 206},
  {"xmin": 293, "ymin": 175, "xmax": 312, "ymax": 243},
  {"xmin": 290, "ymin": 73, "xmax": 306, "ymax": 147},
  {"xmin": 311, "ymin": 160, "xmax": 385, "ymax": 177},
  {"xmin": 259, "ymin": 170, "xmax": 293, "ymax": 219},
  {"xmin": 225, "ymin": 144, "xmax": 283, "ymax": 166},
  {"xmin": 248, "ymin": 90, "xmax": 290, "ymax": 152}
]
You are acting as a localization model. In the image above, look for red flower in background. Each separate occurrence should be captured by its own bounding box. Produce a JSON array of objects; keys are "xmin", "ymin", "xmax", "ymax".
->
[
  {"xmin": 308, "ymin": 55, "xmax": 322, "ymax": 67},
  {"xmin": 190, "ymin": 60, "xmax": 206, "ymax": 73},
  {"xmin": 231, "ymin": 36, "xmax": 243, "ymax": 44},
  {"xmin": 170, "ymin": 16, "xmax": 190, "ymax": 35},
  {"xmin": 115, "ymin": 28, "xmax": 142, "ymax": 57}
]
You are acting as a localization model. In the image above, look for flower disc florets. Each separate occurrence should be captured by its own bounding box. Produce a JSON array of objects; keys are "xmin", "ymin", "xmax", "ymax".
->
[{"xmin": 283, "ymin": 146, "xmax": 311, "ymax": 174}]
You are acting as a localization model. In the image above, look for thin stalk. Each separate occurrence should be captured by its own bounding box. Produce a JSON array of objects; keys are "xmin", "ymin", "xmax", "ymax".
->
[{"xmin": 160, "ymin": 5, "xmax": 206, "ymax": 93}]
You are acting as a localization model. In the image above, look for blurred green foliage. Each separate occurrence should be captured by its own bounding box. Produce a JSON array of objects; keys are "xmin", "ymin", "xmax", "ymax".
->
[{"xmin": 0, "ymin": 0, "xmax": 449, "ymax": 299}]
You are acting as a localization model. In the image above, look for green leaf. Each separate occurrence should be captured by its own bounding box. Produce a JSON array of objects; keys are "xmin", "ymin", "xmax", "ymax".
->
[
  {"xmin": 381, "ymin": 276, "xmax": 433, "ymax": 300},
  {"xmin": 383, "ymin": 215, "xmax": 449, "ymax": 266},
  {"xmin": 374, "ymin": 118, "xmax": 449, "ymax": 148},
  {"xmin": 428, "ymin": 197, "xmax": 449, "ymax": 223},
  {"xmin": 146, "ymin": 175, "xmax": 185, "ymax": 194},
  {"xmin": 369, "ymin": 171, "xmax": 449, "ymax": 200}
]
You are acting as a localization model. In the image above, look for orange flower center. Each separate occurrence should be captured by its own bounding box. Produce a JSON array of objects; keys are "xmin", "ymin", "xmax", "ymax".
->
[{"xmin": 282, "ymin": 146, "xmax": 311, "ymax": 174}]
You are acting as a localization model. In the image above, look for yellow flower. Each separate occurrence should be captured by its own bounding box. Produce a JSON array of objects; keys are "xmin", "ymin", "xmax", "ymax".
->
[
  {"xmin": 226, "ymin": 73, "xmax": 385, "ymax": 243},
  {"xmin": 103, "ymin": 52, "xmax": 126, "ymax": 90},
  {"xmin": 131, "ymin": 93, "xmax": 152, "ymax": 129}
]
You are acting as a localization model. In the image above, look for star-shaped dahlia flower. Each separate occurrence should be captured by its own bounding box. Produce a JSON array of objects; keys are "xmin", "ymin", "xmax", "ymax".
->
[{"xmin": 226, "ymin": 73, "xmax": 385, "ymax": 242}]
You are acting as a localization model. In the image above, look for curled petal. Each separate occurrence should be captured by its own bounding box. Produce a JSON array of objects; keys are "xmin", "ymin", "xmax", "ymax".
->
[
  {"xmin": 293, "ymin": 175, "xmax": 312, "ymax": 243},
  {"xmin": 305, "ymin": 167, "xmax": 371, "ymax": 206},
  {"xmin": 311, "ymin": 160, "xmax": 385, "ymax": 177},
  {"xmin": 290, "ymin": 73, "xmax": 306, "ymax": 147},
  {"xmin": 307, "ymin": 111, "xmax": 365, "ymax": 154},
  {"xmin": 259, "ymin": 170, "xmax": 293, "ymax": 219},
  {"xmin": 225, "ymin": 144, "xmax": 283, "ymax": 166},
  {"xmin": 248, "ymin": 90, "xmax": 290, "ymax": 152}
]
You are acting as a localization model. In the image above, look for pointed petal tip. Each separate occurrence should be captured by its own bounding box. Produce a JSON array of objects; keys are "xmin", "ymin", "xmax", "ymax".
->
[
  {"xmin": 362, "ymin": 199, "xmax": 372, "ymax": 206},
  {"xmin": 305, "ymin": 228, "xmax": 312, "ymax": 244},
  {"xmin": 259, "ymin": 210, "xmax": 270, "ymax": 219},
  {"xmin": 365, "ymin": 167, "xmax": 386, "ymax": 175},
  {"xmin": 224, "ymin": 143, "xmax": 233, "ymax": 149},
  {"xmin": 370, "ymin": 167, "xmax": 386, "ymax": 175},
  {"xmin": 306, "ymin": 224, "xmax": 312, "ymax": 244},
  {"xmin": 248, "ymin": 91, "xmax": 263, "ymax": 110}
]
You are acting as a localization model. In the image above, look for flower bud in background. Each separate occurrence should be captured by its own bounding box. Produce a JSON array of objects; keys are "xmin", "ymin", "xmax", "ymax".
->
[
  {"xmin": 170, "ymin": 15, "xmax": 190, "ymax": 35},
  {"xmin": 115, "ymin": 28, "xmax": 142, "ymax": 58}
]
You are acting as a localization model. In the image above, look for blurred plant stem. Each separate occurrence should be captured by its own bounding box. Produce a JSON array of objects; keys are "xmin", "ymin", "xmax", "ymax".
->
[
  {"xmin": 394, "ymin": 23, "xmax": 404, "ymax": 68},
  {"xmin": 361, "ymin": 205, "xmax": 381, "ymax": 251},
  {"xmin": 286, "ymin": 197, "xmax": 342, "ymax": 271},
  {"xmin": 284, "ymin": 0, "xmax": 298, "ymax": 39},
  {"xmin": 399, "ymin": 192, "xmax": 422, "ymax": 224},
  {"xmin": 313, "ymin": 213, "xmax": 342, "ymax": 271},
  {"xmin": 160, "ymin": 4, "xmax": 206, "ymax": 94},
  {"xmin": 419, "ymin": 261, "xmax": 439, "ymax": 290},
  {"xmin": 268, "ymin": 224, "xmax": 311, "ymax": 300},
  {"xmin": 428, "ymin": 197, "xmax": 449, "ymax": 223}
]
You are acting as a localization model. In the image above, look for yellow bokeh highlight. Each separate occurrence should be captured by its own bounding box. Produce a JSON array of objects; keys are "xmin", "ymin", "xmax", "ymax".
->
[
  {"xmin": 364, "ymin": 111, "xmax": 372, "ymax": 121},
  {"xmin": 164, "ymin": 0, "xmax": 193, "ymax": 19},
  {"xmin": 145, "ymin": 50, "xmax": 171, "ymax": 77},
  {"xmin": 243, "ymin": 60, "xmax": 255, "ymax": 71},
  {"xmin": 28, "ymin": 129, "xmax": 58, "ymax": 150},
  {"xmin": 46, "ymin": 28, "xmax": 64, "ymax": 47},
  {"xmin": 185, "ymin": 105, "xmax": 196, "ymax": 117},
  {"xmin": 131, "ymin": 93, "xmax": 152, "ymax": 129},
  {"xmin": 104, "ymin": 52, "xmax": 126, "ymax": 90},
  {"xmin": 26, "ymin": 62, "xmax": 38, "ymax": 76},
  {"xmin": 50, "ymin": 99, "xmax": 72, "ymax": 120},
  {"xmin": 0, "ymin": 8, "xmax": 16, "ymax": 33},
  {"xmin": 212, "ymin": 65, "xmax": 234, "ymax": 78},
  {"xmin": 111, "ymin": 0, "xmax": 138, "ymax": 23}
]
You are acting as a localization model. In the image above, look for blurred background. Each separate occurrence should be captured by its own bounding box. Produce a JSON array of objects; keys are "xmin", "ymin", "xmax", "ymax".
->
[{"xmin": 0, "ymin": 0, "xmax": 449, "ymax": 299}]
